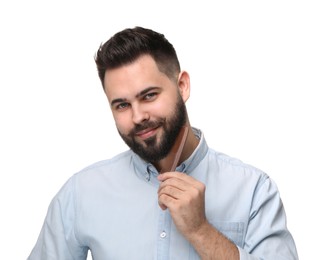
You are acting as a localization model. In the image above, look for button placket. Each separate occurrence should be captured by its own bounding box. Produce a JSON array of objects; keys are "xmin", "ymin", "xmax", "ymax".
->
[{"xmin": 156, "ymin": 209, "xmax": 171, "ymax": 259}]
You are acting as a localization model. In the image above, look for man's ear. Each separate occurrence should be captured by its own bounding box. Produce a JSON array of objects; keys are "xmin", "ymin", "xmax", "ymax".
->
[{"xmin": 177, "ymin": 71, "xmax": 191, "ymax": 102}]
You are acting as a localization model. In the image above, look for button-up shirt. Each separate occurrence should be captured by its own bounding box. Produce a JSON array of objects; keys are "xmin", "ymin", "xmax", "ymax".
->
[{"xmin": 28, "ymin": 128, "xmax": 298, "ymax": 259}]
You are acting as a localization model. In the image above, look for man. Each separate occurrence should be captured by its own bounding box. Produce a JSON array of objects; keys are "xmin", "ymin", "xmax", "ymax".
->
[{"xmin": 28, "ymin": 26, "xmax": 298, "ymax": 259}]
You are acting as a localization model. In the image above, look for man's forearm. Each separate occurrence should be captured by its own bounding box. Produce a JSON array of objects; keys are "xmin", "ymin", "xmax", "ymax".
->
[{"xmin": 188, "ymin": 221, "xmax": 239, "ymax": 260}]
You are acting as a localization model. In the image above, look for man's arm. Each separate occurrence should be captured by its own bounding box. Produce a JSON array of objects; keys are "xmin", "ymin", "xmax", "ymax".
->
[
  {"xmin": 157, "ymin": 172, "xmax": 239, "ymax": 260},
  {"xmin": 158, "ymin": 171, "xmax": 298, "ymax": 260},
  {"xmin": 28, "ymin": 178, "xmax": 87, "ymax": 260}
]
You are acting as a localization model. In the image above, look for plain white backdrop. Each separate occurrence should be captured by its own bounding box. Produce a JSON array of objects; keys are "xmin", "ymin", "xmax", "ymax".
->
[{"xmin": 0, "ymin": 1, "xmax": 330, "ymax": 259}]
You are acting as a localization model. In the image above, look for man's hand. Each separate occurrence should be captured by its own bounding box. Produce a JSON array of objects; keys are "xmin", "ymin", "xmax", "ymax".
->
[
  {"xmin": 157, "ymin": 172, "xmax": 239, "ymax": 260},
  {"xmin": 157, "ymin": 172, "xmax": 207, "ymax": 238}
]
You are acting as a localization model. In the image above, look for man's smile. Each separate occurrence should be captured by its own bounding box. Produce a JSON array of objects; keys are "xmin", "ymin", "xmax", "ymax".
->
[{"xmin": 135, "ymin": 126, "xmax": 159, "ymax": 140}]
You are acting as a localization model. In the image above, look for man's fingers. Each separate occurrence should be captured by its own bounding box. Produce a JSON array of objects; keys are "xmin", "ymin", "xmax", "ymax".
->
[
  {"xmin": 158, "ymin": 172, "xmax": 205, "ymax": 212},
  {"xmin": 158, "ymin": 172, "xmax": 205, "ymax": 194},
  {"xmin": 158, "ymin": 200, "xmax": 168, "ymax": 210},
  {"xmin": 158, "ymin": 171, "xmax": 192, "ymax": 183},
  {"xmin": 158, "ymin": 178, "xmax": 188, "ymax": 193},
  {"xmin": 158, "ymin": 183, "xmax": 182, "ymax": 210}
]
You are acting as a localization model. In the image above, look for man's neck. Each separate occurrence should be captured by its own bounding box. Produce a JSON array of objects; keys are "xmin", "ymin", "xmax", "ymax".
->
[{"xmin": 156, "ymin": 125, "xmax": 199, "ymax": 173}]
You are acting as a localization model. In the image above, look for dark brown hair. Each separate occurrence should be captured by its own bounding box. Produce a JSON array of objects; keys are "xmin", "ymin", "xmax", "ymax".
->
[{"xmin": 95, "ymin": 26, "xmax": 181, "ymax": 88}]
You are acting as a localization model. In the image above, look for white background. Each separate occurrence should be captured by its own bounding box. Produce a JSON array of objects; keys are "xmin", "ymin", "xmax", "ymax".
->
[{"xmin": 1, "ymin": 1, "xmax": 330, "ymax": 259}]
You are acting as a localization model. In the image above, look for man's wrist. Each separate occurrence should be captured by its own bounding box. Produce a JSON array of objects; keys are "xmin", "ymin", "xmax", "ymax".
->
[{"xmin": 187, "ymin": 221, "xmax": 239, "ymax": 260}]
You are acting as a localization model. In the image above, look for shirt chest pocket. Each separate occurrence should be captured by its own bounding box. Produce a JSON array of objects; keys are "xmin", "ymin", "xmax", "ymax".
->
[{"xmin": 210, "ymin": 221, "xmax": 245, "ymax": 247}]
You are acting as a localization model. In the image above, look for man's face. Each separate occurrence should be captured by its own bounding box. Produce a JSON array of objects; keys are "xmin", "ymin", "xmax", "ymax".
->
[{"xmin": 104, "ymin": 55, "xmax": 187, "ymax": 162}]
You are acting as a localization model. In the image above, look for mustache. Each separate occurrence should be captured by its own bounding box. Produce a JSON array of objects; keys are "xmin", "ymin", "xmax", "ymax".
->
[{"xmin": 130, "ymin": 119, "xmax": 166, "ymax": 136}]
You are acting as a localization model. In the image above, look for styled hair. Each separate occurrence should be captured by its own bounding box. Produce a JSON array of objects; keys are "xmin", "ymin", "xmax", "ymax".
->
[{"xmin": 95, "ymin": 26, "xmax": 181, "ymax": 88}]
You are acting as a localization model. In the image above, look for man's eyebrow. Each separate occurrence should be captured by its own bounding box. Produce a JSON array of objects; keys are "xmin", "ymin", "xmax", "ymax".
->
[
  {"xmin": 110, "ymin": 98, "xmax": 127, "ymax": 107},
  {"xmin": 136, "ymin": 86, "xmax": 160, "ymax": 98}
]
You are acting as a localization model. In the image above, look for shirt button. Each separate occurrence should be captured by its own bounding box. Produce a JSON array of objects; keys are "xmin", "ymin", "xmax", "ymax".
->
[{"xmin": 160, "ymin": 231, "xmax": 167, "ymax": 238}]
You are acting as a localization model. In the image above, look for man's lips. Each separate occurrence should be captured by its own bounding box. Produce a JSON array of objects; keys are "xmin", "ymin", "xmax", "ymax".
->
[{"xmin": 135, "ymin": 127, "xmax": 159, "ymax": 140}]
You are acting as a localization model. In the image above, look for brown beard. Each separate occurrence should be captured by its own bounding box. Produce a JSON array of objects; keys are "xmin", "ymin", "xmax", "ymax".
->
[{"xmin": 118, "ymin": 93, "xmax": 187, "ymax": 163}]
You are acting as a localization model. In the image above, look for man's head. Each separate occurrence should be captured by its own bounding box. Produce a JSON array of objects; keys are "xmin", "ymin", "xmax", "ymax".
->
[{"xmin": 95, "ymin": 27, "xmax": 191, "ymax": 163}]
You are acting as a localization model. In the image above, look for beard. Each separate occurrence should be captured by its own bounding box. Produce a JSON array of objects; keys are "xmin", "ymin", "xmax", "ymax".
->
[{"xmin": 118, "ymin": 94, "xmax": 187, "ymax": 163}]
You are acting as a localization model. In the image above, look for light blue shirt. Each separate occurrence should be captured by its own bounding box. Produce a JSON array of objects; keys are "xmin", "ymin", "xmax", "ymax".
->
[{"xmin": 28, "ymin": 128, "xmax": 298, "ymax": 260}]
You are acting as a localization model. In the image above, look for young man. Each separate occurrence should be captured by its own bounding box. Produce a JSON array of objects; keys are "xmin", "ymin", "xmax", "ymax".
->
[{"xmin": 28, "ymin": 27, "xmax": 298, "ymax": 259}]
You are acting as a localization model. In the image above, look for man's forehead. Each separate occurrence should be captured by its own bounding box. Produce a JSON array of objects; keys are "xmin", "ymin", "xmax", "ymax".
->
[{"xmin": 104, "ymin": 56, "xmax": 160, "ymax": 85}]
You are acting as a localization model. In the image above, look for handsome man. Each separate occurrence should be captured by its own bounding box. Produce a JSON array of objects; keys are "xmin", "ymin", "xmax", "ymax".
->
[{"xmin": 28, "ymin": 27, "xmax": 298, "ymax": 259}]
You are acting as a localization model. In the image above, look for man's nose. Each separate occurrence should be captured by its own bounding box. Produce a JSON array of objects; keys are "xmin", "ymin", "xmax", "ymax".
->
[{"xmin": 132, "ymin": 104, "xmax": 149, "ymax": 124}]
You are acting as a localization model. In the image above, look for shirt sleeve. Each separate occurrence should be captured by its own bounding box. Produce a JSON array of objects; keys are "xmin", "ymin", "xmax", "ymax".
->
[
  {"xmin": 27, "ymin": 177, "xmax": 88, "ymax": 260},
  {"xmin": 238, "ymin": 176, "xmax": 298, "ymax": 260}
]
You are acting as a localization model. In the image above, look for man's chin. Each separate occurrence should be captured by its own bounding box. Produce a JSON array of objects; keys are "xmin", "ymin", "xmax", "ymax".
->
[{"xmin": 143, "ymin": 136, "xmax": 158, "ymax": 146}]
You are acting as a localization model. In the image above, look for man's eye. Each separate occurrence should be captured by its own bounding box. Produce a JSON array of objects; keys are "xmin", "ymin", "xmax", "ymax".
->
[
  {"xmin": 144, "ymin": 92, "xmax": 157, "ymax": 100},
  {"xmin": 116, "ymin": 103, "xmax": 129, "ymax": 110}
]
